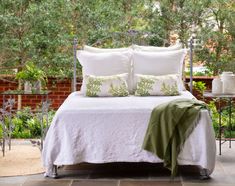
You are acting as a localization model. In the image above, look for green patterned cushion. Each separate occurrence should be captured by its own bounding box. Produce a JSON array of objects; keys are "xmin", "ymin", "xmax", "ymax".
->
[
  {"xmin": 84, "ymin": 74, "xmax": 129, "ymax": 97},
  {"xmin": 135, "ymin": 74, "xmax": 181, "ymax": 96}
]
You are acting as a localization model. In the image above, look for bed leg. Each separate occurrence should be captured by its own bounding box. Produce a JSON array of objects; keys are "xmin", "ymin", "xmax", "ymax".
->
[
  {"xmin": 52, "ymin": 165, "xmax": 58, "ymax": 178},
  {"xmin": 200, "ymin": 168, "xmax": 210, "ymax": 180}
]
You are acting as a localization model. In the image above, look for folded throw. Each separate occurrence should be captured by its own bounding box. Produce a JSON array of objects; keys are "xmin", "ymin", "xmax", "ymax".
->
[{"xmin": 142, "ymin": 98, "xmax": 207, "ymax": 177}]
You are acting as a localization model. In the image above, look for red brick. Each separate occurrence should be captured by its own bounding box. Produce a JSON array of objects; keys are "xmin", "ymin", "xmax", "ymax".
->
[
  {"xmin": 30, "ymin": 99, "xmax": 41, "ymax": 102},
  {"xmin": 59, "ymin": 95, "xmax": 68, "ymax": 99},
  {"xmin": 63, "ymin": 84, "xmax": 70, "ymax": 88},
  {"xmin": 49, "ymin": 95, "xmax": 59, "ymax": 99},
  {"xmin": 0, "ymin": 77, "xmax": 82, "ymax": 109},
  {"xmin": 59, "ymin": 88, "xmax": 70, "ymax": 91},
  {"xmin": 54, "ymin": 92, "xmax": 67, "ymax": 95}
]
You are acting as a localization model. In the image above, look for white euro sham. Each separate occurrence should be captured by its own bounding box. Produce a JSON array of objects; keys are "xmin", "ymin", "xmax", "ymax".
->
[
  {"xmin": 83, "ymin": 45, "xmax": 131, "ymax": 53},
  {"xmin": 132, "ymin": 43, "xmax": 182, "ymax": 52},
  {"xmin": 76, "ymin": 50, "xmax": 132, "ymax": 93},
  {"xmin": 132, "ymin": 49, "xmax": 187, "ymax": 90}
]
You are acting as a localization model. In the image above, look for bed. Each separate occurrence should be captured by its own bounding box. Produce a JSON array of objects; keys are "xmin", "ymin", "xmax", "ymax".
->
[{"xmin": 42, "ymin": 42, "xmax": 216, "ymax": 178}]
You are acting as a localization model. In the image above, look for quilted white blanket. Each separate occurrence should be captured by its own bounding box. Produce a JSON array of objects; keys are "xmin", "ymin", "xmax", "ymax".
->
[{"xmin": 42, "ymin": 91, "xmax": 216, "ymax": 176}]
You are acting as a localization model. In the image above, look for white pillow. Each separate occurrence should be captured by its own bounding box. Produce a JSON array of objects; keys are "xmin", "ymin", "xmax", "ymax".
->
[
  {"xmin": 132, "ymin": 43, "xmax": 182, "ymax": 51},
  {"xmin": 132, "ymin": 49, "xmax": 187, "ymax": 90},
  {"xmin": 135, "ymin": 74, "xmax": 181, "ymax": 96},
  {"xmin": 76, "ymin": 50, "xmax": 132, "ymax": 93},
  {"xmin": 83, "ymin": 45, "xmax": 131, "ymax": 53},
  {"xmin": 84, "ymin": 73, "xmax": 129, "ymax": 97}
]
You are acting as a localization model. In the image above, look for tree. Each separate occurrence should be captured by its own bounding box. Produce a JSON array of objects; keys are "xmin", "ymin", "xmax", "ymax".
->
[
  {"xmin": 147, "ymin": 0, "xmax": 234, "ymax": 75},
  {"xmin": 0, "ymin": 0, "xmax": 234, "ymax": 77},
  {"xmin": 0, "ymin": 0, "xmax": 33, "ymax": 72},
  {"xmin": 195, "ymin": 0, "xmax": 235, "ymax": 75},
  {"xmin": 0, "ymin": 0, "xmax": 152, "ymax": 77},
  {"xmin": 0, "ymin": 0, "xmax": 36, "ymax": 109},
  {"xmin": 147, "ymin": 0, "xmax": 211, "ymax": 46}
]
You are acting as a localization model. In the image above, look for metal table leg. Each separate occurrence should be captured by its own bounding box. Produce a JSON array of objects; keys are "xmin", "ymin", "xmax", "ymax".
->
[
  {"xmin": 40, "ymin": 96, "xmax": 44, "ymax": 150},
  {"xmin": 1, "ymin": 96, "xmax": 15, "ymax": 156},
  {"xmin": 229, "ymin": 98, "xmax": 232, "ymax": 148},
  {"xmin": 1, "ymin": 91, "xmax": 50, "ymax": 155},
  {"xmin": 40, "ymin": 94, "xmax": 50, "ymax": 151},
  {"xmin": 8, "ymin": 95, "xmax": 13, "ymax": 151},
  {"xmin": 219, "ymin": 98, "xmax": 222, "ymax": 155},
  {"xmin": 46, "ymin": 94, "xmax": 49, "ymax": 134},
  {"xmin": 2, "ymin": 95, "xmax": 6, "ymax": 157}
]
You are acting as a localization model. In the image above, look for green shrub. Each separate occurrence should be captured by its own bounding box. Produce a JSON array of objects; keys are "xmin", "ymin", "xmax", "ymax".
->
[
  {"xmin": 0, "ymin": 125, "xmax": 2, "ymax": 138},
  {"xmin": 0, "ymin": 107, "xmax": 55, "ymax": 139},
  {"xmin": 193, "ymin": 81, "xmax": 206, "ymax": 94},
  {"xmin": 208, "ymin": 100, "xmax": 235, "ymax": 138}
]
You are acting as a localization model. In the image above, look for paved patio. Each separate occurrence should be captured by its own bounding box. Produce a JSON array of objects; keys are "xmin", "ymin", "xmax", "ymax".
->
[{"xmin": 0, "ymin": 141, "xmax": 235, "ymax": 186}]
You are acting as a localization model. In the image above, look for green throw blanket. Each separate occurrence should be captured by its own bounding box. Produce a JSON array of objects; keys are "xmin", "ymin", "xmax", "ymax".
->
[{"xmin": 142, "ymin": 98, "xmax": 207, "ymax": 177}]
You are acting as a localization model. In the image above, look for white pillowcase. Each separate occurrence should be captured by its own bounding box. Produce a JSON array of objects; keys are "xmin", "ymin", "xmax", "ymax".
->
[
  {"xmin": 135, "ymin": 74, "xmax": 181, "ymax": 96},
  {"xmin": 84, "ymin": 73, "xmax": 129, "ymax": 97},
  {"xmin": 132, "ymin": 43, "xmax": 182, "ymax": 52},
  {"xmin": 77, "ymin": 50, "xmax": 132, "ymax": 93},
  {"xmin": 83, "ymin": 45, "xmax": 131, "ymax": 53},
  {"xmin": 132, "ymin": 49, "xmax": 187, "ymax": 90}
]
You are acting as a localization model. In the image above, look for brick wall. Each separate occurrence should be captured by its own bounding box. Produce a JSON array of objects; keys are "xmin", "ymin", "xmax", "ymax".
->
[
  {"xmin": 0, "ymin": 77, "xmax": 81, "ymax": 110},
  {"xmin": 0, "ymin": 76, "xmax": 213, "ymax": 110}
]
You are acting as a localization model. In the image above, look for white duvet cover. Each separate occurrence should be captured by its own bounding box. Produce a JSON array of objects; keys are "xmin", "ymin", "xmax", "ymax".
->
[{"xmin": 42, "ymin": 91, "xmax": 216, "ymax": 176}]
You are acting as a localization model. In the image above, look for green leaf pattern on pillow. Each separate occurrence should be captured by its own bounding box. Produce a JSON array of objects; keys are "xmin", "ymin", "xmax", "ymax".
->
[
  {"xmin": 109, "ymin": 79, "xmax": 129, "ymax": 96},
  {"xmin": 86, "ymin": 77, "xmax": 103, "ymax": 97},
  {"xmin": 161, "ymin": 82, "xmax": 179, "ymax": 96},
  {"xmin": 135, "ymin": 77, "xmax": 155, "ymax": 96},
  {"xmin": 135, "ymin": 74, "xmax": 180, "ymax": 96},
  {"xmin": 85, "ymin": 74, "xmax": 129, "ymax": 97}
]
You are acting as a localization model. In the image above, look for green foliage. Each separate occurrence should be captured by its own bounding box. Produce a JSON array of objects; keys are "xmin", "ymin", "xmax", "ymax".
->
[
  {"xmin": 147, "ymin": 0, "xmax": 211, "ymax": 46},
  {"xmin": 193, "ymin": 71, "xmax": 213, "ymax": 77},
  {"xmin": 194, "ymin": 0, "xmax": 235, "ymax": 75},
  {"xmin": 0, "ymin": 126, "xmax": 2, "ymax": 138},
  {"xmin": 0, "ymin": 107, "xmax": 55, "ymax": 139},
  {"xmin": 185, "ymin": 65, "xmax": 213, "ymax": 77},
  {"xmin": 0, "ymin": 0, "xmax": 152, "ymax": 77},
  {"xmin": 208, "ymin": 100, "xmax": 235, "ymax": 138},
  {"xmin": 146, "ymin": 0, "xmax": 235, "ymax": 74},
  {"xmin": 15, "ymin": 62, "xmax": 47, "ymax": 84},
  {"xmin": 0, "ymin": 0, "xmax": 234, "ymax": 77},
  {"xmin": 193, "ymin": 81, "xmax": 206, "ymax": 94}
]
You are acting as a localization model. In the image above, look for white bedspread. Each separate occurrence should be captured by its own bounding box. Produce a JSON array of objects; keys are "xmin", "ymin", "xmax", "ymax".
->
[{"xmin": 42, "ymin": 91, "xmax": 216, "ymax": 176}]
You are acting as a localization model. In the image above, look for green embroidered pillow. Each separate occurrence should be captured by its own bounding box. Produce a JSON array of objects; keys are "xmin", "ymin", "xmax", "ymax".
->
[
  {"xmin": 135, "ymin": 74, "xmax": 181, "ymax": 96},
  {"xmin": 84, "ymin": 74, "xmax": 129, "ymax": 97}
]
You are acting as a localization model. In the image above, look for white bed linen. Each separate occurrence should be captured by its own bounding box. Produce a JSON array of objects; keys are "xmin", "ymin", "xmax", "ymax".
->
[{"xmin": 42, "ymin": 91, "xmax": 216, "ymax": 176}]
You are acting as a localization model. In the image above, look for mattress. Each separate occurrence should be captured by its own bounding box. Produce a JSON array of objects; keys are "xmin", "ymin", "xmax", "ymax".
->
[{"xmin": 42, "ymin": 91, "xmax": 216, "ymax": 176}]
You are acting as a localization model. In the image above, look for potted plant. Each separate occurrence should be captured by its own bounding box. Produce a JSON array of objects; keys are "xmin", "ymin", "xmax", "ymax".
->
[
  {"xmin": 16, "ymin": 62, "xmax": 47, "ymax": 93},
  {"xmin": 192, "ymin": 81, "xmax": 207, "ymax": 100}
]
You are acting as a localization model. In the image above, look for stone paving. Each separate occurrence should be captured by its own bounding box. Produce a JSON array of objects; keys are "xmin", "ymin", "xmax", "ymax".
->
[{"xmin": 0, "ymin": 141, "xmax": 235, "ymax": 186}]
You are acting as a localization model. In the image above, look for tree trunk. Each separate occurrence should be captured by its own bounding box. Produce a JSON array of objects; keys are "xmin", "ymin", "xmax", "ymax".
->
[{"xmin": 17, "ymin": 80, "xmax": 22, "ymax": 110}]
